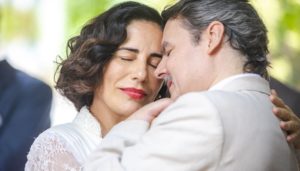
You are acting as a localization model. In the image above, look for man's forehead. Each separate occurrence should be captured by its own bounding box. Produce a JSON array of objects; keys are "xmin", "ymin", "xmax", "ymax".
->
[
  {"xmin": 161, "ymin": 21, "xmax": 176, "ymax": 45},
  {"xmin": 163, "ymin": 19, "xmax": 186, "ymax": 39},
  {"xmin": 161, "ymin": 19, "xmax": 183, "ymax": 48}
]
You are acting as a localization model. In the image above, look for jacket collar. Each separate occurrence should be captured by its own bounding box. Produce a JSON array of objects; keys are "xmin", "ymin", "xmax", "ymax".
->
[{"xmin": 209, "ymin": 73, "xmax": 270, "ymax": 96}]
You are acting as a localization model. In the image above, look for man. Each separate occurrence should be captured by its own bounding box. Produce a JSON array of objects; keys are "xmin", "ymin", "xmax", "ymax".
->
[
  {"xmin": 85, "ymin": 0, "xmax": 298, "ymax": 170},
  {"xmin": 0, "ymin": 58, "xmax": 52, "ymax": 171}
]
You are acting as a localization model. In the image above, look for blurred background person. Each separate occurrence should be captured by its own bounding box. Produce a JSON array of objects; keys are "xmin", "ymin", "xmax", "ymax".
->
[
  {"xmin": 0, "ymin": 56, "xmax": 52, "ymax": 171},
  {"xmin": 0, "ymin": 3, "xmax": 52, "ymax": 170}
]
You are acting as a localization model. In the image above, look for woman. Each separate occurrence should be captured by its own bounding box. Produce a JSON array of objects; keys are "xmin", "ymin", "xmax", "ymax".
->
[
  {"xmin": 25, "ymin": 2, "xmax": 170, "ymax": 170},
  {"xmin": 25, "ymin": 1, "xmax": 300, "ymax": 170}
]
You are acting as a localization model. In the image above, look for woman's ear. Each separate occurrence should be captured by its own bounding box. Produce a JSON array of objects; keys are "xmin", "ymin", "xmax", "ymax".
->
[{"xmin": 205, "ymin": 21, "xmax": 225, "ymax": 55}]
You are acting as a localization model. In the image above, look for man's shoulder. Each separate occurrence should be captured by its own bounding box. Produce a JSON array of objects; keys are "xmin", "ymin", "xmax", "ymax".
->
[
  {"xmin": 155, "ymin": 92, "xmax": 221, "ymax": 125},
  {"xmin": 172, "ymin": 92, "xmax": 215, "ymax": 107},
  {"xmin": 165, "ymin": 91, "xmax": 231, "ymax": 112},
  {"xmin": 166, "ymin": 90, "xmax": 269, "ymax": 119},
  {"xmin": 174, "ymin": 91, "xmax": 234, "ymax": 105}
]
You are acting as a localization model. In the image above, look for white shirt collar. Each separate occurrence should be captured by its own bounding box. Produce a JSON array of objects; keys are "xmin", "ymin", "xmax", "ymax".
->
[
  {"xmin": 209, "ymin": 73, "xmax": 261, "ymax": 91},
  {"xmin": 73, "ymin": 106, "xmax": 102, "ymax": 137}
]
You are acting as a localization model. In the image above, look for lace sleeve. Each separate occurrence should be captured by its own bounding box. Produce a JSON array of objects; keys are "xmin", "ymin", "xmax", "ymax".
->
[{"xmin": 25, "ymin": 131, "xmax": 81, "ymax": 171}]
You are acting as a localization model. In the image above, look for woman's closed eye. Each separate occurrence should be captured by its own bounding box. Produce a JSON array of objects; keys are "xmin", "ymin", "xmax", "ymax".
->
[
  {"xmin": 119, "ymin": 56, "xmax": 135, "ymax": 61},
  {"xmin": 148, "ymin": 58, "xmax": 161, "ymax": 69}
]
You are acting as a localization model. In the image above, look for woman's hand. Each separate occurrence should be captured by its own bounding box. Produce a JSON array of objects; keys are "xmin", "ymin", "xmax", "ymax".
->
[
  {"xmin": 128, "ymin": 98, "xmax": 173, "ymax": 123},
  {"xmin": 271, "ymin": 89, "xmax": 300, "ymax": 149}
]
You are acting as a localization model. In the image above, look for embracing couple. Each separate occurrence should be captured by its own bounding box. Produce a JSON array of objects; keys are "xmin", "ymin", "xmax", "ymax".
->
[{"xmin": 26, "ymin": 0, "xmax": 300, "ymax": 171}]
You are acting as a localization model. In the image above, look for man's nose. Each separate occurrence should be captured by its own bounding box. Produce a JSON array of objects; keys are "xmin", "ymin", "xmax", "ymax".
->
[{"xmin": 155, "ymin": 57, "xmax": 167, "ymax": 79}]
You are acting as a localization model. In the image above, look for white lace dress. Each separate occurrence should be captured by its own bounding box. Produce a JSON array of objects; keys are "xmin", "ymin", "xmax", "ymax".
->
[{"xmin": 25, "ymin": 106, "xmax": 102, "ymax": 171}]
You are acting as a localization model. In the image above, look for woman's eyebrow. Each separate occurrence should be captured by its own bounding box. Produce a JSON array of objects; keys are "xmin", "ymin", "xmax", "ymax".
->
[
  {"xmin": 117, "ymin": 47, "xmax": 139, "ymax": 53},
  {"xmin": 119, "ymin": 47, "xmax": 162, "ymax": 58}
]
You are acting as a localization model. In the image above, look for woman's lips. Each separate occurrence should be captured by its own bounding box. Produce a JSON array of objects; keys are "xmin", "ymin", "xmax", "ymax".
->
[{"xmin": 120, "ymin": 88, "xmax": 147, "ymax": 100}]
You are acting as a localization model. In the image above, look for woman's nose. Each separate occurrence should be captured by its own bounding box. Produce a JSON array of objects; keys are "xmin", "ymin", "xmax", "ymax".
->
[{"xmin": 132, "ymin": 61, "xmax": 147, "ymax": 81}]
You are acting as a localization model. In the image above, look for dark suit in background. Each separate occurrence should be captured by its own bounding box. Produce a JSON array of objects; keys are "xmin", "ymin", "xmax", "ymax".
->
[
  {"xmin": 0, "ymin": 59, "xmax": 52, "ymax": 171},
  {"xmin": 270, "ymin": 77, "xmax": 300, "ymax": 117}
]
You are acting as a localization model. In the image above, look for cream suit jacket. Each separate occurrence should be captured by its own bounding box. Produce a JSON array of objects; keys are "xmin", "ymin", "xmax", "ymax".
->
[{"xmin": 84, "ymin": 74, "xmax": 298, "ymax": 171}]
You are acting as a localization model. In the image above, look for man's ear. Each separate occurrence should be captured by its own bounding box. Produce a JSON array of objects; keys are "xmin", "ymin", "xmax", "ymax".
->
[{"xmin": 204, "ymin": 21, "xmax": 225, "ymax": 55}]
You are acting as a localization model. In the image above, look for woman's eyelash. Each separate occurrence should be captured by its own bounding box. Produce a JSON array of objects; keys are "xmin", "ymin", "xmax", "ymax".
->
[
  {"xmin": 149, "ymin": 64, "xmax": 158, "ymax": 69},
  {"xmin": 119, "ymin": 56, "xmax": 133, "ymax": 61}
]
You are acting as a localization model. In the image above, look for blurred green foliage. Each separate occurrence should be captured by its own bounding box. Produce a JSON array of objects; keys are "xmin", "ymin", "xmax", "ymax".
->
[
  {"xmin": 0, "ymin": 3, "xmax": 37, "ymax": 42},
  {"xmin": 274, "ymin": 0, "xmax": 300, "ymax": 88},
  {"xmin": 64, "ymin": 0, "xmax": 175, "ymax": 37},
  {"xmin": 65, "ymin": 0, "xmax": 110, "ymax": 38}
]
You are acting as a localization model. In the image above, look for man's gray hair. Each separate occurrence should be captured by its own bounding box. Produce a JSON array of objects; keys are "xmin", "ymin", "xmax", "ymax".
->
[{"xmin": 162, "ymin": 0, "xmax": 270, "ymax": 79}]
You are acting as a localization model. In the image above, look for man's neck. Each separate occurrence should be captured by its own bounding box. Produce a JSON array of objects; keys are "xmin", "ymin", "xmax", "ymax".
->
[{"xmin": 209, "ymin": 48, "xmax": 246, "ymax": 89}]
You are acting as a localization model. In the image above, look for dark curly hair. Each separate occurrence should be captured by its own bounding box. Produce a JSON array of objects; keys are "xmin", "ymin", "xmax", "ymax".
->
[
  {"xmin": 162, "ymin": 0, "xmax": 270, "ymax": 79},
  {"xmin": 55, "ymin": 1, "xmax": 165, "ymax": 111}
]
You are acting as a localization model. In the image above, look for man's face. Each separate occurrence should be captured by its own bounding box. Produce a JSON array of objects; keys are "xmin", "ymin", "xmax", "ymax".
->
[{"xmin": 155, "ymin": 19, "xmax": 214, "ymax": 100}]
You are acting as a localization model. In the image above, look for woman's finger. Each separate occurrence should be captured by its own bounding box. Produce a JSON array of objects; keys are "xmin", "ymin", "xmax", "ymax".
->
[
  {"xmin": 270, "ymin": 92, "xmax": 286, "ymax": 108},
  {"xmin": 280, "ymin": 120, "xmax": 300, "ymax": 133},
  {"xmin": 273, "ymin": 107, "xmax": 291, "ymax": 121}
]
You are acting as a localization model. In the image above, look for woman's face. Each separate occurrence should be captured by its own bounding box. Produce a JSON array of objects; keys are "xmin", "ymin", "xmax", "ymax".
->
[{"xmin": 91, "ymin": 20, "xmax": 163, "ymax": 122}]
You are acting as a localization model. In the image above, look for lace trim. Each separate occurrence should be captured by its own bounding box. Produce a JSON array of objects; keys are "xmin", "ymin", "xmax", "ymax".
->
[{"xmin": 25, "ymin": 131, "xmax": 81, "ymax": 171}]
